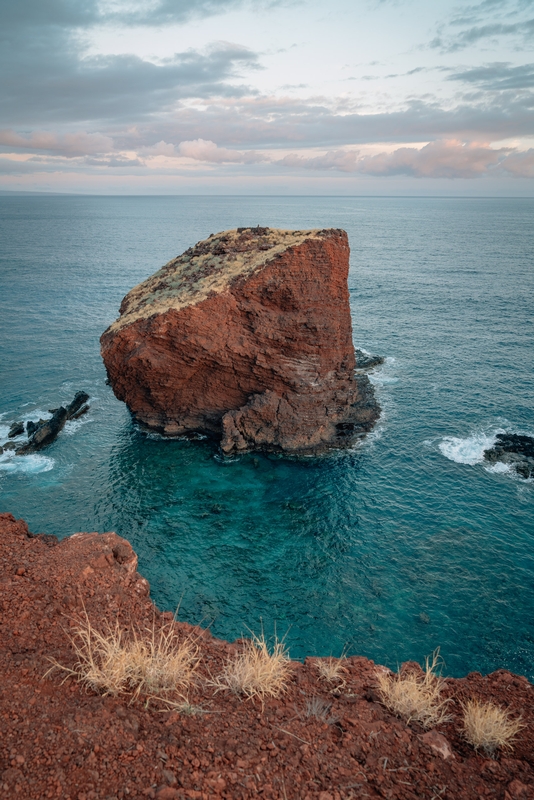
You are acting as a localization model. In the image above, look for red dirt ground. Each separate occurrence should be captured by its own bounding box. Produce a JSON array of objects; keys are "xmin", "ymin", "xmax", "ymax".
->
[{"xmin": 0, "ymin": 512, "xmax": 532, "ymax": 800}]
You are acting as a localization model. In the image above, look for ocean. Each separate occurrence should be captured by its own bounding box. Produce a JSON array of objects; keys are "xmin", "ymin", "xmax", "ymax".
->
[{"xmin": 1, "ymin": 195, "xmax": 533, "ymax": 680}]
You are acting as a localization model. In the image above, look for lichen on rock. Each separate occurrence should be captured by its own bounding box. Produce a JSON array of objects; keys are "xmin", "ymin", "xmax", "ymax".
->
[{"xmin": 101, "ymin": 226, "xmax": 380, "ymax": 454}]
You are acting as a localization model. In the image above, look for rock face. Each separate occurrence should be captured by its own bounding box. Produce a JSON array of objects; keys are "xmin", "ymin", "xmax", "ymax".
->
[{"xmin": 101, "ymin": 227, "xmax": 380, "ymax": 454}]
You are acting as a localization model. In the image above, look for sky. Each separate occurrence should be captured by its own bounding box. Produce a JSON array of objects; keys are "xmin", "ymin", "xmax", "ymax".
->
[{"xmin": 1, "ymin": 0, "xmax": 533, "ymax": 194}]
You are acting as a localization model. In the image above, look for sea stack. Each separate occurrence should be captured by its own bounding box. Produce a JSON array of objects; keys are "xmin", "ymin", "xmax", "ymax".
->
[{"xmin": 101, "ymin": 227, "xmax": 380, "ymax": 453}]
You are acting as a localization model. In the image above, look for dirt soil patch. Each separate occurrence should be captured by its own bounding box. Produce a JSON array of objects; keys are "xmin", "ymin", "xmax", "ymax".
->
[{"xmin": 1, "ymin": 512, "xmax": 532, "ymax": 799}]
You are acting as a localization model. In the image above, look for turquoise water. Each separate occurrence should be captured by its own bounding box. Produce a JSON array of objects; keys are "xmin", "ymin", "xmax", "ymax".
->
[{"xmin": 1, "ymin": 196, "xmax": 533, "ymax": 679}]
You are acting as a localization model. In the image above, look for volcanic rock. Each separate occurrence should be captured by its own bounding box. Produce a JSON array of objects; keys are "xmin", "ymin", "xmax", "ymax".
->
[
  {"xmin": 355, "ymin": 349, "xmax": 385, "ymax": 370},
  {"xmin": 26, "ymin": 420, "xmax": 38, "ymax": 436},
  {"xmin": 101, "ymin": 227, "xmax": 380, "ymax": 454},
  {"xmin": 484, "ymin": 433, "xmax": 534, "ymax": 479},
  {"xmin": 8, "ymin": 421, "xmax": 24, "ymax": 438},
  {"xmin": 16, "ymin": 407, "xmax": 68, "ymax": 454},
  {"xmin": 65, "ymin": 390, "xmax": 90, "ymax": 420}
]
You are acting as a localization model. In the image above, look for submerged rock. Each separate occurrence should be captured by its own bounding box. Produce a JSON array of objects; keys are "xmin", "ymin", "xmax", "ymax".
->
[
  {"xmin": 484, "ymin": 433, "xmax": 534, "ymax": 479},
  {"xmin": 101, "ymin": 227, "xmax": 380, "ymax": 454},
  {"xmin": 355, "ymin": 349, "xmax": 384, "ymax": 370}
]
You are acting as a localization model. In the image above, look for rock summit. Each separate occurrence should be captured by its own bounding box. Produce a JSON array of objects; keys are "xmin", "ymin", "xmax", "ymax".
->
[{"xmin": 101, "ymin": 227, "xmax": 380, "ymax": 453}]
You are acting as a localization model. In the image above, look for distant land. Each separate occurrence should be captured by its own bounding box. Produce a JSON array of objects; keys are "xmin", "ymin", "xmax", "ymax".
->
[{"xmin": 0, "ymin": 189, "xmax": 66, "ymax": 196}]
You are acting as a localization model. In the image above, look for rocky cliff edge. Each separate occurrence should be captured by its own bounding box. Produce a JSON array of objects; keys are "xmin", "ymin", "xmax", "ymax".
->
[{"xmin": 1, "ymin": 512, "xmax": 533, "ymax": 800}]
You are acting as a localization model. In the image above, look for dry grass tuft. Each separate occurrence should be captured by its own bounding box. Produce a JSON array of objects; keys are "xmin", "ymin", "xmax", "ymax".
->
[
  {"xmin": 47, "ymin": 612, "xmax": 199, "ymax": 702},
  {"xmin": 462, "ymin": 699, "xmax": 524, "ymax": 755},
  {"xmin": 301, "ymin": 696, "xmax": 338, "ymax": 724},
  {"xmin": 211, "ymin": 632, "xmax": 292, "ymax": 703},
  {"xmin": 315, "ymin": 656, "xmax": 348, "ymax": 689},
  {"xmin": 376, "ymin": 650, "xmax": 452, "ymax": 729}
]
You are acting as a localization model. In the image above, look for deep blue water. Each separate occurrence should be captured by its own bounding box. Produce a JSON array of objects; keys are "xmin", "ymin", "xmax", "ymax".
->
[{"xmin": 1, "ymin": 196, "xmax": 533, "ymax": 680}]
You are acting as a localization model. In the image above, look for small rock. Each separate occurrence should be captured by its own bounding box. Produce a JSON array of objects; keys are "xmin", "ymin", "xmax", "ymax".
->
[
  {"xmin": 162, "ymin": 770, "xmax": 177, "ymax": 786},
  {"xmin": 155, "ymin": 788, "xmax": 181, "ymax": 799},
  {"xmin": 8, "ymin": 421, "xmax": 24, "ymax": 438},
  {"xmin": 3, "ymin": 442, "xmax": 16, "ymax": 451},
  {"xmin": 355, "ymin": 349, "xmax": 385, "ymax": 370},
  {"xmin": 66, "ymin": 391, "xmax": 90, "ymax": 420},
  {"xmin": 71, "ymin": 404, "xmax": 90, "ymax": 420},
  {"xmin": 421, "ymin": 730, "xmax": 453, "ymax": 760},
  {"xmin": 506, "ymin": 779, "xmax": 531, "ymax": 799},
  {"xmin": 26, "ymin": 420, "xmax": 39, "ymax": 436},
  {"xmin": 418, "ymin": 612, "xmax": 430, "ymax": 624}
]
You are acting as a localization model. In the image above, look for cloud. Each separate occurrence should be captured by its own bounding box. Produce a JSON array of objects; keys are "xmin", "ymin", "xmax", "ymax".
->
[
  {"xmin": 428, "ymin": 0, "xmax": 534, "ymax": 53},
  {"xmin": 355, "ymin": 140, "xmax": 507, "ymax": 178},
  {"xmin": 140, "ymin": 141, "xmax": 177, "ymax": 157},
  {"xmin": 177, "ymin": 138, "xmax": 267, "ymax": 163},
  {"xmin": 449, "ymin": 62, "xmax": 534, "ymax": 90},
  {"xmin": 0, "ymin": 130, "xmax": 113, "ymax": 156},
  {"xmin": 1, "ymin": 0, "xmax": 271, "ymax": 32},
  {"xmin": 498, "ymin": 148, "xmax": 534, "ymax": 177},
  {"xmin": 277, "ymin": 140, "xmax": 534, "ymax": 179},
  {"xmin": 437, "ymin": 18, "xmax": 534, "ymax": 52},
  {"xmin": 129, "ymin": 94, "xmax": 534, "ymax": 150},
  {"xmin": 0, "ymin": 0, "xmax": 262, "ymax": 127},
  {"xmin": 278, "ymin": 150, "xmax": 361, "ymax": 172}
]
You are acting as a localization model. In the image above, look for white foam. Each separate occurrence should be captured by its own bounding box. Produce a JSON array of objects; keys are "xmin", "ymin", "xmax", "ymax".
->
[
  {"xmin": 485, "ymin": 461, "xmax": 512, "ymax": 474},
  {"xmin": 64, "ymin": 416, "xmax": 91, "ymax": 435},
  {"xmin": 438, "ymin": 432, "xmax": 499, "ymax": 465},
  {"xmin": 0, "ymin": 452, "xmax": 54, "ymax": 474},
  {"xmin": 368, "ymin": 356, "xmax": 398, "ymax": 386}
]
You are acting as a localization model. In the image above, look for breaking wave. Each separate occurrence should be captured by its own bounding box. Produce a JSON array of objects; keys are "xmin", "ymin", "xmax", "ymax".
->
[
  {"xmin": 0, "ymin": 452, "xmax": 54, "ymax": 474},
  {"xmin": 438, "ymin": 431, "xmax": 501, "ymax": 465}
]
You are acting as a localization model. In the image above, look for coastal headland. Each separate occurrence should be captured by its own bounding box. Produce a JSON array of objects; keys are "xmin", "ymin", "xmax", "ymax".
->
[
  {"xmin": 1, "ymin": 512, "xmax": 532, "ymax": 799},
  {"xmin": 101, "ymin": 227, "xmax": 380, "ymax": 454}
]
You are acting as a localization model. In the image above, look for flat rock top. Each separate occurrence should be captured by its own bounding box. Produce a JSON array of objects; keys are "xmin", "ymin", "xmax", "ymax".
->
[{"xmin": 110, "ymin": 227, "xmax": 333, "ymax": 333}]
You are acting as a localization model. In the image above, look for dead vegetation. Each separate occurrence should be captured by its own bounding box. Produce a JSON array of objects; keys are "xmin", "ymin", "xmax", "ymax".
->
[
  {"xmin": 299, "ymin": 696, "xmax": 339, "ymax": 725},
  {"xmin": 315, "ymin": 656, "xmax": 348, "ymax": 690},
  {"xmin": 46, "ymin": 612, "xmax": 199, "ymax": 702},
  {"xmin": 462, "ymin": 699, "xmax": 524, "ymax": 754},
  {"xmin": 376, "ymin": 650, "xmax": 452, "ymax": 729},
  {"xmin": 210, "ymin": 632, "xmax": 292, "ymax": 703}
]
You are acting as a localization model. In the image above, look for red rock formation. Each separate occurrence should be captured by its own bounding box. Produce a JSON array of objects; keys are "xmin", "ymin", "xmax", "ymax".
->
[
  {"xmin": 1, "ymin": 512, "xmax": 533, "ymax": 800},
  {"xmin": 100, "ymin": 227, "xmax": 380, "ymax": 453}
]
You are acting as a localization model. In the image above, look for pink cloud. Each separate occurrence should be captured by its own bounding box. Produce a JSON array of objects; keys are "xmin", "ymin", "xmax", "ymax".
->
[
  {"xmin": 278, "ymin": 150, "xmax": 361, "ymax": 172},
  {"xmin": 277, "ymin": 140, "xmax": 534, "ymax": 179},
  {"xmin": 356, "ymin": 140, "xmax": 507, "ymax": 178},
  {"xmin": 0, "ymin": 129, "xmax": 113, "ymax": 156},
  {"xmin": 177, "ymin": 138, "xmax": 267, "ymax": 164}
]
